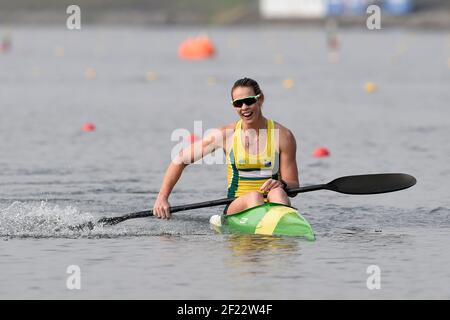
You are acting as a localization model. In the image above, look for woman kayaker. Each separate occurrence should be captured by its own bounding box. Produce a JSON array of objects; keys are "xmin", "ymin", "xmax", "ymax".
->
[{"xmin": 153, "ymin": 77, "xmax": 299, "ymax": 219}]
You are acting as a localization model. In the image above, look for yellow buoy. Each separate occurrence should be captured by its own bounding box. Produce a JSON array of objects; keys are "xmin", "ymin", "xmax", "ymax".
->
[
  {"xmin": 282, "ymin": 78, "xmax": 295, "ymax": 89},
  {"xmin": 146, "ymin": 71, "xmax": 157, "ymax": 82},
  {"xmin": 364, "ymin": 81, "xmax": 377, "ymax": 93},
  {"xmin": 85, "ymin": 67, "xmax": 97, "ymax": 80},
  {"xmin": 207, "ymin": 76, "xmax": 217, "ymax": 86},
  {"xmin": 31, "ymin": 66, "xmax": 41, "ymax": 77},
  {"xmin": 54, "ymin": 46, "xmax": 64, "ymax": 57},
  {"xmin": 274, "ymin": 54, "xmax": 284, "ymax": 65}
]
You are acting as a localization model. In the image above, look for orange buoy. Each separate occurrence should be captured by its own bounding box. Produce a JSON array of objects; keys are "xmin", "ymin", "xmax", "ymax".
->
[
  {"xmin": 178, "ymin": 36, "xmax": 215, "ymax": 60},
  {"xmin": 313, "ymin": 147, "xmax": 330, "ymax": 158},
  {"xmin": 82, "ymin": 122, "xmax": 96, "ymax": 132}
]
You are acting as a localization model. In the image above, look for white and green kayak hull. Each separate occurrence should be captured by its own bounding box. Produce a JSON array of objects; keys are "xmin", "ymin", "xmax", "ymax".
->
[{"xmin": 210, "ymin": 202, "xmax": 315, "ymax": 240}]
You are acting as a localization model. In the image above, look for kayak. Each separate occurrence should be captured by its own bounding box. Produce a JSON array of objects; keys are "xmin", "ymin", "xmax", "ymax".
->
[{"xmin": 209, "ymin": 202, "xmax": 315, "ymax": 240}]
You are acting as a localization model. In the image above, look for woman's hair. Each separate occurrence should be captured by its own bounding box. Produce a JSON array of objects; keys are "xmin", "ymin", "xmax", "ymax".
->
[{"xmin": 231, "ymin": 77, "xmax": 262, "ymax": 97}]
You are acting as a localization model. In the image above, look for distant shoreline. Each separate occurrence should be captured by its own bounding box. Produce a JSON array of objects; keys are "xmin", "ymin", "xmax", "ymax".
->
[{"xmin": 1, "ymin": 8, "xmax": 450, "ymax": 30}]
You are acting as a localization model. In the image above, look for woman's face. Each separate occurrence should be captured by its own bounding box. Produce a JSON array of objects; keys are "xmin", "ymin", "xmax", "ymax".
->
[{"xmin": 231, "ymin": 86, "xmax": 263, "ymax": 126}]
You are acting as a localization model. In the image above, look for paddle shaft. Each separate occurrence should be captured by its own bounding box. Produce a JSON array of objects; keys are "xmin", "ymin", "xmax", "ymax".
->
[
  {"xmin": 96, "ymin": 185, "xmax": 323, "ymax": 225},
  {"xmin": 88, "ymin": 173, "xmax": 416, "ymax": 227},
  {"xmin": 98, "ymin": 197, "xmax": 234, "ymax": 225}
]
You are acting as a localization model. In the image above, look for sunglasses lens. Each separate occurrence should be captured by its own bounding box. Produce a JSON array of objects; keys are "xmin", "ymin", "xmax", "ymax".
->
[
  {"xmin": 233, "ymin": 100, "xmax": 244, "ymax": 108},
  {"xmin": 242, "ymin": 97, "xmax": 256, "ymax": 106},
  {"xmin": 233, "ymin": 97, "xmax": 257, "ymax": 108}
]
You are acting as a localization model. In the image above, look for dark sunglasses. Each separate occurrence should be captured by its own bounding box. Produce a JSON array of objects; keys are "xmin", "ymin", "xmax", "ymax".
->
[{"xmin": 231, "ymin": 94, "xmax": 261, "ymax": 108}]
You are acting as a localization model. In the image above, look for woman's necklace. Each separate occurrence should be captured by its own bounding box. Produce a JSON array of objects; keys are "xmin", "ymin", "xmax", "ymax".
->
[{"xmin": 244, "ymin": 131, "xmax": 258, "ymax": 151}]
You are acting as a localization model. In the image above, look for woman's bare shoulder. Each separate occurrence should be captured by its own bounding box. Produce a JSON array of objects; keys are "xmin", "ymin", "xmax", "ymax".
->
[
  {"xmin": 273, "ymin": 121, "xmax": 297, "ymax": 148},
  {"xmin": 273, "ymin": 121, "xmax": 294, "ymax": 137},
  {"xmin": 220, "ymin": 122, "xmax": 236, "ymax": 130},
  {"xmin": 219, "ymin": 122, "xmax": 237, "ymax": 137},
  {"xmin": 218, "ymin": 122, "xmax": 236, "ymax": 152}
]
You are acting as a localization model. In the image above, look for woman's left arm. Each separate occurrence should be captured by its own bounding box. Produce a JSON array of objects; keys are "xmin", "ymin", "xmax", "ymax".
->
[
  {"xmin": 259, "ymin": 126, "xmax": 300, "ymax": 194},
  {"xmin": 279, "ymin": 128, "xmax": 300, "ymax": 192}
]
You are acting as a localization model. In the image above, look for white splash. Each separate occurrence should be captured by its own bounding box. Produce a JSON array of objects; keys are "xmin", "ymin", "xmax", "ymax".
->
[{"xmin": 0, "ymin": 201, "xmax": 94, "ymax": 237}]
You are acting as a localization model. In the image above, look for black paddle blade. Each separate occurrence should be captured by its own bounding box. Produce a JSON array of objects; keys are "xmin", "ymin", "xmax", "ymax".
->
[
  {"xmin": 326, "ymin": 173, "xmax": 416, "ymax": 195},
  {"xmin": 68, "ymin": 221, "xmax": 95, "ymax": 231},
  {"xmin": 68, "ymin": 216, "xmax": 125, "ymax": 231},
  {"xmin": 97, "ymin": 216, "xmax": 126, "ymax": 226}
]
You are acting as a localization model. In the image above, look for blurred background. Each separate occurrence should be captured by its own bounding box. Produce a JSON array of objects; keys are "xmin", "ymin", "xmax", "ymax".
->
[{"xmin": 0, "ymin": 0, "xmax": 449, "ymax": 27}]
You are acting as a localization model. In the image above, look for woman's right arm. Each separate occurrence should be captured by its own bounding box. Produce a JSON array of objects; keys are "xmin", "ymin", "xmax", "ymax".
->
[
  {"xmin": 153, "ymin": 125, "xmax": 231, "ymax": 219},
  {"xmin": 153, "ymin": 161, "xmax": 188, "ymax": 219}
]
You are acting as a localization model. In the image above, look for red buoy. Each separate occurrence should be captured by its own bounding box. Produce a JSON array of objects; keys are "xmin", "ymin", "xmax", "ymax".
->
[
  {"xmin": 313, "ymin": 147, "xmax": 330, "ymax": 158},
  {"xmin": 82, "ymin": 122, "xmax": 96, "ymax": 132},
  {"xmin": 186, "ymin": 133, "xmax": 199, "ymax": 143}
]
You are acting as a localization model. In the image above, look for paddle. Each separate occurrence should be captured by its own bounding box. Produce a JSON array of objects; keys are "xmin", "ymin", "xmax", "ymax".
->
[{"xmin": 71, "ymin": 173, "xmax": 416, "ymax": 230}]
